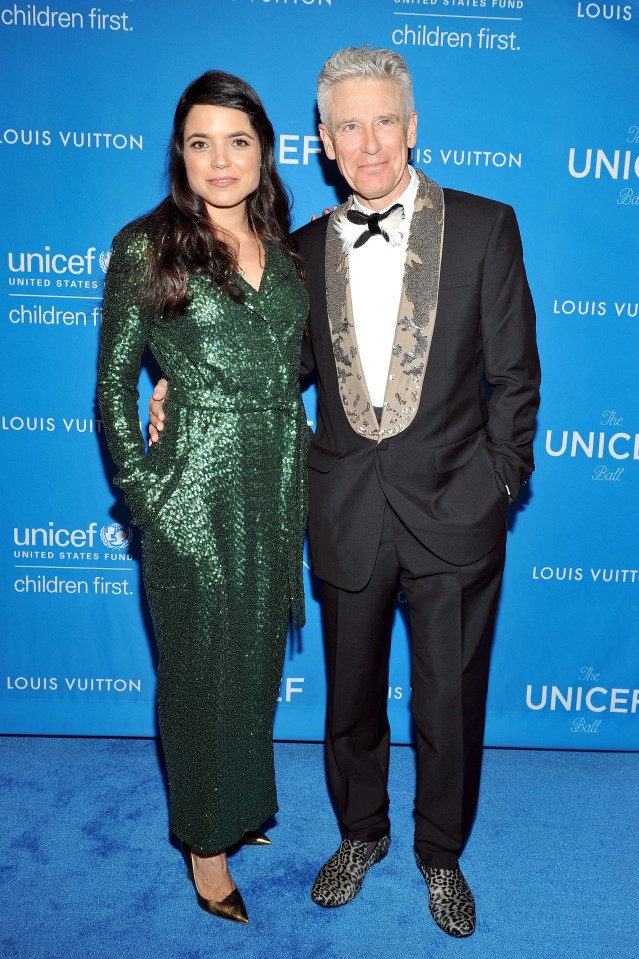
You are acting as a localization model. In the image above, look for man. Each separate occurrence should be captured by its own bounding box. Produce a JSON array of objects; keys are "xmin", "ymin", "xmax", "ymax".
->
[{"xmin": 151, "ymin": 47, "xmax": 540, "ymax": 938}]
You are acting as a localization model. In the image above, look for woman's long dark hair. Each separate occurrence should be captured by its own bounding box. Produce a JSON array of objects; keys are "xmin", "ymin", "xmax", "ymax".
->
[{"xmin": 135, "ymin": 70, "xmax": 304, "ymax": 316}]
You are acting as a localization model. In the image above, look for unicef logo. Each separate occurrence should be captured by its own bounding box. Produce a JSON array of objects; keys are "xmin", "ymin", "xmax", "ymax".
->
[
  {"xmin": 100, "ymin": 523, "xmax": 132, "ymax": 549},
  {"xmin": 99, "ymin": 250, "xmax": 112, "ymax": 273}
]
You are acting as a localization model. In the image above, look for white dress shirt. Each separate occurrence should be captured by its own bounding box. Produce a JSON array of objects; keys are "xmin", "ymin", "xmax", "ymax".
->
[{"xmin": 348, "ymin": 166, "xmax": 419, "ymax": 408}]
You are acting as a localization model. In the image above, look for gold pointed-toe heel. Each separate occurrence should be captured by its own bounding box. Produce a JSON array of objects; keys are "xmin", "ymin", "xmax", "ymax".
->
[
  {"xmin": 195, "ymin": 884, "xmax": 249, "ymax": 924},
  {"xmin": 240, "ymin": 830, "xmax": 271, "ymax": 846},
  {"xmin": 184, "ymin": 847, "xmax": 249, "ymax": 924}
]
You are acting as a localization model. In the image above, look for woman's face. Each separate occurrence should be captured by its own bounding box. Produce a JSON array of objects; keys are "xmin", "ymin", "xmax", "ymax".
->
[{"xmin": 182, "ymin": 104, "xmax": 261, "ymax": 220}]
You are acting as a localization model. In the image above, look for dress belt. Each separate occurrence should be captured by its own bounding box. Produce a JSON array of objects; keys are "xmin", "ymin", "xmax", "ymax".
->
[{"xmin": 168, "ymin": 387, "xmax": 299, "ymax": 414}]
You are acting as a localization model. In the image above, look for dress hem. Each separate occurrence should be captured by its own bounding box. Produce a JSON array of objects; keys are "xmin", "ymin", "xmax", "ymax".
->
[{"xmin": 172, "ymin": 803, "xmax": 279, "ymax": 855}]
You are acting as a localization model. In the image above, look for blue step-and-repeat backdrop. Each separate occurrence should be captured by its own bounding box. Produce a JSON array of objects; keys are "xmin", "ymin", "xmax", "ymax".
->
[{"xmin": 1, "ymin": 0, "xmax": 637, "ymax": 748}]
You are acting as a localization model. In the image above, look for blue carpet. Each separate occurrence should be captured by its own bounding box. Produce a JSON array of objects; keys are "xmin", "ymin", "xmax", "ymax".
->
[{"xmin": 0, "ymin": 738, "xmax": 635, "ymax": 959}]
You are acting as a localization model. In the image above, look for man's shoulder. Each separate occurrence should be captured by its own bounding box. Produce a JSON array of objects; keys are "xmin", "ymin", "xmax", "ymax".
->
[
  {"xmin": 443, "ymin": 187, "xmax": 513, "ymax": 219},
  {"xmin": 293, "ymin": 215, "xmax": 330, "ymax": 246},
  {"xmin": 292, "ymin": 216, "xmax": 331, "ymax": 270}
]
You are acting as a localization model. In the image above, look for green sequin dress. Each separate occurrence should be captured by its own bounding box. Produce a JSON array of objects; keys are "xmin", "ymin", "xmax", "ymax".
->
[{"xmin": 98, "ymin": 225, "xmax": 309, "ymax": 853}]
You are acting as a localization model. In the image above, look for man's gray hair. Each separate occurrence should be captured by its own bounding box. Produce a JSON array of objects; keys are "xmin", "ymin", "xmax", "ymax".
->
[{"xmin": 317, "ymin": 46, "xmax": 414, "ymax": 128}]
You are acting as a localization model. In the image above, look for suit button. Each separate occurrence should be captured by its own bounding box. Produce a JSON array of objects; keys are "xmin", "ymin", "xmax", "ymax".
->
[{"xmin": 378, "ymin": 440, "xmax": 389, "ymax": 451}]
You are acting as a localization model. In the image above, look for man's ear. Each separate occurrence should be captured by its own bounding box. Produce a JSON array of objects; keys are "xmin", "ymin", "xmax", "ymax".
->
[
  {"xmin": 319, "ymin": 124, "xmax": 336, "ymax": 160},
  {"xmin": 407, "ymin": 111, "xmax": 418, "ymax": 150}
]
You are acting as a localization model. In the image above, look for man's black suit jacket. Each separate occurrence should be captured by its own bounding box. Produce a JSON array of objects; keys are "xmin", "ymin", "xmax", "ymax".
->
[{"xmin": 294, "ymin": 188, "xmax": 541, "ymax": 592}]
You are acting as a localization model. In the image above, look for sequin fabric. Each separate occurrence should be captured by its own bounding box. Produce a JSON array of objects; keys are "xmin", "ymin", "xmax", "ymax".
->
[
  {"xmin": 98, "ymin": 225, "xmax": 310, "ymax": 853},
  {"xmin": 324, "ymin": 169, "xmax": 444, "ymax": 441}
]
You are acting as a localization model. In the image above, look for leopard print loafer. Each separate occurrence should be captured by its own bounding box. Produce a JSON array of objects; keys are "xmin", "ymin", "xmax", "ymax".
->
[
  {"xmin": 311, "ymin": 835, "xmax": 391, "ymax": 907},
  {"xmin": 415, "ymin": 852, "xmax": 476, "ymax": 938}
]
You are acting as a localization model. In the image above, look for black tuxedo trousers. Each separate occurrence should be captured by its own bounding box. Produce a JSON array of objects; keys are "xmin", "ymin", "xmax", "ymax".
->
[{"xmin": 322, "ymin": 496, "xmax": 505, "ymax": 869}]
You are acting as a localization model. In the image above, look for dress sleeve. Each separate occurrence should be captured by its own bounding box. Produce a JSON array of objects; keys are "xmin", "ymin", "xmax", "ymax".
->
[{"xmin": 97, "ymin": 227, "xmax": 155, "ymax": 528}]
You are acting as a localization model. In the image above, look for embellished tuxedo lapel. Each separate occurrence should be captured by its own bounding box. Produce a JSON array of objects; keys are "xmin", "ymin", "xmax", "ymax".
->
[
  {"xmin": 379, "ymin": 170, "xmax": 444, "ymax": 439},
  {"xmin": 325, "ymin": 205, "xmax": 377, "ymax": 439},
  {"xmin": 325, "ymin": 171, "xmax": 444, "ymax": 443}
]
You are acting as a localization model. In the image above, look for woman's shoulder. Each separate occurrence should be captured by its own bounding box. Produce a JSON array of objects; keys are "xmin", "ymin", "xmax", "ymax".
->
[
  {"xmin": 104, "ymin": 218, "xmax": 156, "ymax": 294},
  {"xmin": 111, "ymin": 218, "xmax": 151, "ymax": 260},
  {"xmin": 110, "ymin": 198, "xmax": 175, "ymax": 260},
  {"xmin": 108, "ymin": 213, "xmax": 164, "ymax": 283}
]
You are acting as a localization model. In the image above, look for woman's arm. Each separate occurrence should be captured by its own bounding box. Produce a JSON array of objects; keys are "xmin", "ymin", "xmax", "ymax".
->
[{"xmin": 97, "ymin": 227, "xmax": 154, "ymax": 527}]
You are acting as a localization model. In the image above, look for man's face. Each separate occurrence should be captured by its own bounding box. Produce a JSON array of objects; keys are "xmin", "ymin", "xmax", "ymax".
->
[{"xmin": 319, "ymin": 78, "xmax": 417, "ymax": 212}]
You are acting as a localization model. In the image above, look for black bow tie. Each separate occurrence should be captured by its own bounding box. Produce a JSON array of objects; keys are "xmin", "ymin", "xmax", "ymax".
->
[{"xmin": 345, "ymin": 203, "xmax": 404, "ymax": 249}]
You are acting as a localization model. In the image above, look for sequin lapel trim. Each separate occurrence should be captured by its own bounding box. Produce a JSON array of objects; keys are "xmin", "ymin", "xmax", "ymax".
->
[
  {"xmin": 323, "ymin": 235, "xmax": 375, "ymax": 435},
  {"xmin": 325, "ymin": 170, "xmax": 444, "ymax": 442},
  {"xmin": 237, "ymin": 243, "xmax": 295, "ymax": 339}
]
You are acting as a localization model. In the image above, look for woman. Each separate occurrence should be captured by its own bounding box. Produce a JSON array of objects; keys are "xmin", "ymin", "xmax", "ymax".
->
[{"xmin": 98, "ymin": 71, "xmax": 309, "ymax": 924}]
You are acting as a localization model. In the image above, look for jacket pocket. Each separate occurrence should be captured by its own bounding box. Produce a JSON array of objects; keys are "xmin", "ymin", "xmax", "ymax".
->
[
  {"xmin": 435, "ymin": 428, "xmax": 485, "ymax": 474},
  {"xmin": 307, "ymin": 442, "xmax": 341, "ymax": 474},
  {"xmin": 438, "ymin": 269, "xmax": 479, "ymax": 291}
]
